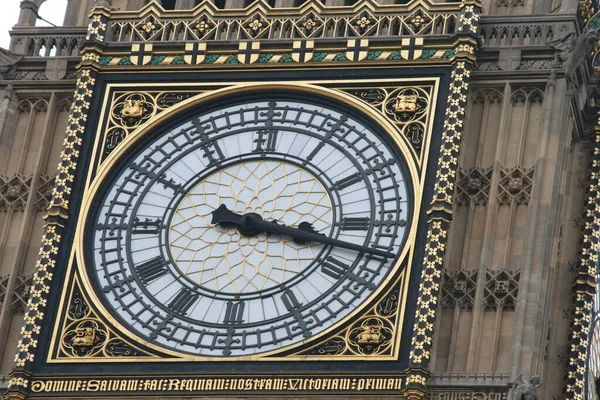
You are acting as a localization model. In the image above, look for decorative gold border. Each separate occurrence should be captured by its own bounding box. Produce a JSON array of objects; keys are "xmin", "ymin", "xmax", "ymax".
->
[{"xmin": 45, "ymin": 80, "xmax": 438, "ymax": 362}]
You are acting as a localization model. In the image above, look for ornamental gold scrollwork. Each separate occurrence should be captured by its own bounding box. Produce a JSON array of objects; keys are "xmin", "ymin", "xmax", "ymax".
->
[
  {"xmin": 62, "ymin": 319, "xmax": 108, "ymax": 357},
  {"xmin": 295, "ymin": 285, "xmax": 400, "ymax": 357},
  {"xmin": 348, "ymin": 317, "xmax": 393, "ymax": 355},
  {"xmin": 102, "ymin": 90, "xmax": 202, "ymax": 160},
  {"xmin": 55, "ymin": 274, "xmax": 158, "ymax": 360},
  {"xmin": 344, "ymin": 86, "xmax": 432, "ymax": 156},
  {"xmin": 111, "ymin": 93, "xmax": 154, "ymax": 128},
  {"xmin": 384, "ymin": 87, "xmax": 429, "ymax": 124}
]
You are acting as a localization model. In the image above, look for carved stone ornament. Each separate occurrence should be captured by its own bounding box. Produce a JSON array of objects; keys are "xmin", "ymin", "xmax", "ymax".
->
[
  {"xmin": 546, "ymin": 27, "xmax": 599, "ymax": 78},
  {"xmin": 511, "ymin": 375, "xmax": 540, "ymax": 400}
]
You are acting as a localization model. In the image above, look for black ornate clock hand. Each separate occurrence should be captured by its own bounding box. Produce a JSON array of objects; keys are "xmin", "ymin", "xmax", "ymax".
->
[{"xmin": 211, "ymin": 204, "xmax": 395, "ymax": 259}]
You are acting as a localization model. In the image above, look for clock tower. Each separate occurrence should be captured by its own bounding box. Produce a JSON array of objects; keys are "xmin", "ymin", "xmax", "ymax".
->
[
  {"xmin": 3, "ymin": 0, "xmax": 480, "ymax": 397},
  {"xmin": 3, "ymin": 0, "xmax": 594, "ymax": 398}
]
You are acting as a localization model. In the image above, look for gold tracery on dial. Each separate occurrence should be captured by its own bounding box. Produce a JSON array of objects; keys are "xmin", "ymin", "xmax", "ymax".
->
[{"xmin": 168, "ymin": 160, "xmax": 333, "ymax": 294}]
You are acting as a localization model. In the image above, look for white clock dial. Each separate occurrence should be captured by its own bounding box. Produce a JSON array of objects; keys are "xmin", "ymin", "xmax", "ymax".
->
[{"xmin": 88, "ymin": 93, "xmax": 412, "ymax": 356}]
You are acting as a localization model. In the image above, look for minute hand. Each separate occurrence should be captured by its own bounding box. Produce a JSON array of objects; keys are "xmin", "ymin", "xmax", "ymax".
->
[
  {"xmin": 256, "ymin": 217, "xmax": 395, "ymax": 259},
  {"xmin": 211, "ymin": 204, "xmax": 395, "ymax": 259}
]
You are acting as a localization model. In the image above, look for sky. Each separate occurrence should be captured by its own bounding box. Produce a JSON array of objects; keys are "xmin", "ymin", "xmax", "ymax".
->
[{"xmin": 0, "ymin": 0, "xmax": 68, "ymax": 50}]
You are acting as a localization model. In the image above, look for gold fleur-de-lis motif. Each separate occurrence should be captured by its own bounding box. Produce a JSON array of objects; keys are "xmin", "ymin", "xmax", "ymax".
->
[
  {"xmin": 410, "ymin": 15, "xmax": 425, "ymax": 29},
  {"xmin": 196, "ymin": 21, "xmax": 210, "ymax": 33},
  {"xmin": 249, "ymin": 19, "xmax": 263, "ymax": 32},
  {"xmin": 355, "ymin": 17, "xmax": 371, "ymax": 29},
  {"xmin": 302, "ymin": 19, "xmax": 317, "ymax": 31},
  {"xmin": 142, "ymin": 21, "xmax": 156, "ymax": 33}
]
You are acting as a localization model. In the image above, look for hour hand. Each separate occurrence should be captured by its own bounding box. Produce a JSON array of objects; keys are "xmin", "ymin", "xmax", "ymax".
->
[
  {"xmin": 211, "ymin": 204, "xmax": 261, "ymax": 237},
  {"xmin": 293, "ymin": 222, "xmax": 324, "ymax": 245}
]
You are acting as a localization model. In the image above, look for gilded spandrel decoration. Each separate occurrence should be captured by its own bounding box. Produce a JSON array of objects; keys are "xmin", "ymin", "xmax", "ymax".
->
[
  {"xmin": 62, "ymin": 320, "xmax": 107, "ymax": 357},
  {"xmin": 344, "ymin": 85, "xmax": 432, "ymax": 157},
  {"xmin": 349, "ymin": 317, "xmax": 393, "ymax": 355},
  {"xmin": 104, "ymin": 90, "xmax": 204, "ymax": 159},
  {"xmin": 54, "ymin": 273, "xmax": 158, "ymax": 360},
  {"xmin": 295, "ymin": 284, "xmax": 400, "ymax": 357},
  {"xmin": 112, "ymin": 93, "xmax": 153, "ymax": 127}
]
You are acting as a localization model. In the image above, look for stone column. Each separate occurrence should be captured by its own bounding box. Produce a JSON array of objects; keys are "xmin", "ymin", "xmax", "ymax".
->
[
  {"xmin": 325, "ymin": 0, "xmax": 346, "ymax": 6},
  {"xmin": 16, "ymin": 0, "xmax": 40, "ymax": 26},
  {"xmin": 273, "ymin": 0, "xmax": 295, "ymax": 7},
  {"xmin": 224, "ymin": 0, "xmax": 246, "ymax": 8},
  {"xmin": 63, "ymin": 0, "xmax": 80, "ymax": 25},
  {"xmin": 126, "ymin": 0, "xmax": 148, "ymax": 10},
  {"xmin": 175, "ymin": 0, "xmax": 195, "ymax": 8}
]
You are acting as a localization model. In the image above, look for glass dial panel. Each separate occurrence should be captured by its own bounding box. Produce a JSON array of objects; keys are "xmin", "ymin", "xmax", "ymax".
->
[
  {"xmin": 169, "ymin": 160, "xmax": 333, "ymax": 294},
  {"xmin": 88, "ymin": 93, "xmax": 412, "ymax": 356}
]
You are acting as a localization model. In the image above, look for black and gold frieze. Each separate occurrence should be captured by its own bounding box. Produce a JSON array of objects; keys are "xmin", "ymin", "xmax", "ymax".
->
[{"xmin": 5, "ymin": 0, "xmax": 481, "ymax": 398}]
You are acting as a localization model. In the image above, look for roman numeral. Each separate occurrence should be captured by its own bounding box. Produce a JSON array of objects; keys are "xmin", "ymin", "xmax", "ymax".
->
[
  {"xmin": 130, "ymin": 162, "xmax": 182, "ymax": 193},
  {"xmin": 253, "ymin": 129, "xmax": 278, "ymax": 153},
  {"xmin": 132, "ymin": 217, "xmax": 161, "ymax": 235},
  {"xmin": 340, "ymin": 217, "xmax": 370, "ymax": 231},
  {"xmin": 168, "ymin": 288, "xmax": 198, "ymax": 316},
  {"xmin": 304, "ymin": 142, "xmax": 325, "ymax": 165},
  {"xmin": 135, "ymin": 256, "xmax": 168, "ymax": 284},
  {"xmin": 200, "ymin": 142, "xmax": 225, "ymax": 166},
  {"xmin": 332, "ymin": 173, "xmax": 362, "ymax": 191},
  {"xmin": 321, "ymin": 257, "xmax": 349, "ymax": 279},
  {"xmin": 281, "ymin": 289, "xmax": 302, "ymax": 312},
  {"xmin": 223, "ymin": 300, "xmax": 245, "ymax": 324}
]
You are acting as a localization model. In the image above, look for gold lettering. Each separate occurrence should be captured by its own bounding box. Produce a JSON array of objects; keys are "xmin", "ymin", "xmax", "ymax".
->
[
  {"xmin": 273, "ymin": 378, "xmax": 284, "ymax": 390},
  {"xmin": 87, "ymin": 380, "xmax": 99, "ymax": 392},
  {"xmin": 339, "ymin": 378, "xmax": 350, "ymax": 390},
  {"xmin": 357, "ymin": 379, "xmax": 366, "ymax": 391},
  {"xmin": 183, "ymin": 379, "xmax": 195, "ymax": 391},
  {"xmin": 264, "ymin": 379, "xmax": 272, "ymax": 390},
  {"xmin": 205, "ymin": 379, "xmax": 213, "ymax": 390},
  {"xmin": 215, "ymin": 379, "xmax": 225, "ymax": 390},
  {"xmin": 126, "ymin": 380, "xmax": 137, "ymax": 391},
  {"xmin": 313, "ymin": 379, "xmax": 322, "ymax": 390},
  {"xmin": 331, "ymin": 378, "xmax": 339, "ymax": 390},
  {"xmin": 394, "ymin": 378, "xmax": 403, "ymax": 390},
  {"xmin": 31, "ymin": 381, "xmax": 45, "ymax": 392},
  {"xmin": 168, "ymin": 379, "xmax": 180, "ymax": 391},
  {"xmin": 53, "ymin": 380, "xmax": 65, "ymax": 392},
  {"xmin": 321, "ymin": 378, "xmax": 330, "ymax": 390},
  {"xmin": 99, "ymin": 380, "xmax": 108, "ymax": 391}
]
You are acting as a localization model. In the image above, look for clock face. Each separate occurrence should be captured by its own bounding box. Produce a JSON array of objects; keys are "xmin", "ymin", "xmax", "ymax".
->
[{"xmin": 86, "ymin": 91, "xmax": 413, "ymax": 357}]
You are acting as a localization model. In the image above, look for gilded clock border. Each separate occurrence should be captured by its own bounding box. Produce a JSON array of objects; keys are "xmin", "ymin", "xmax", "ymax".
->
[{"xmin": 53, "ymin": 81, "xmax": 430, "ymax": 362}]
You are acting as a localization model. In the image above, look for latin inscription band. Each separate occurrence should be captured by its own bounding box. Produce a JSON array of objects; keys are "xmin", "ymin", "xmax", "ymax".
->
[{"xmin": 30, "ymin": 376, "xmax": 405, "ymax": 395}]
